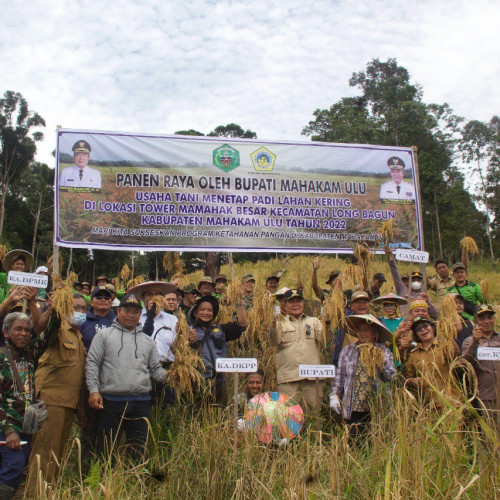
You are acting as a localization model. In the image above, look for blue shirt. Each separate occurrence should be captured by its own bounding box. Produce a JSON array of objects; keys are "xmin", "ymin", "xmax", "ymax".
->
[{"xmin": 80, "ymin": 309, "xmax": 116, "ymax": 351}]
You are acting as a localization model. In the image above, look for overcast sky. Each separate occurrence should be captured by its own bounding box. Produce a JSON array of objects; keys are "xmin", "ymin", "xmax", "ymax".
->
[{"xmin": 2, "ymin": 0, "xmax": 499, "ymax": 168}]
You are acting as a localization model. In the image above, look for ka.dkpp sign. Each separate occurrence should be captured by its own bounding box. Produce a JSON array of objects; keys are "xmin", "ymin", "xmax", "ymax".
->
[
  {"xmin": 8, "ymin": 271, "xmax": 49, "ymax": 289},
  {"xmin": 477, "ymin": 347, "xmax": 500, "ymax": 361},
  {"xmin": 298, "ymin": 364, "xmax": 336, "ymax": 379},
  {"xmin": 216, "ymin": 358, "xmax": 258, "ymax": 373},
  {"xmin": 55, "ymin": 129, "xmax": 423, "ymax": 254}
]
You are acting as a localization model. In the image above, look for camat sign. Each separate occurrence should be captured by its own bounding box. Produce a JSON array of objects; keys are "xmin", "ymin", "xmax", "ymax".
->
[{"xmin": 55, "ymin": 129, "xmax": 423, "ymax": 253}]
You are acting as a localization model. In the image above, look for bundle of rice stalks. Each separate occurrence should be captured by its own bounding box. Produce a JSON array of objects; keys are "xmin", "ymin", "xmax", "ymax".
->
[
  {"xmin": 437, "ymin": 294, "xmax": 459, "ymax": 361},
  {"xmin": 245, "ymin": 289, "xmax": 276, "ymax": 344},
  {"xmin": 480, "ymin": 278, "xmax": 491, "ymax": 304},
  {"xmin": 357, "ymin": 343, "xmax": 385, "ymax": 378},
  {"xmin": 152, "ymin": 295, "xmax": 167, "ymax": 314},
  {"xmin": 171, "ymin": 272, "xmax": 189, "ymax": 289},
  {"xmin": 163, "ymin": 252, "xmax": 175, "ymax": 273},
  {"xmin": 354, "ymin": 242, "xmax": 373, "ymax": 288},
  {"xmin": 0, "ymin": 244, "xmax": 8, "ymax": 262},
  {"xmin": 120, "ymin": 263, "xmax": 131, "ymax": 283},
  {"xmin": 126, "ymin": 275, "xmax": 145, "ymax": 290},
  {"xmin": 166, "ymin": 310, "xmax": 205, "ymax": 401},
  {"xmin": 112, "ymin": 277, "xmax": 121, "ymax": 291},
  {"xmin": 215, "ymin": 277, "xmax": 242, "ymax": 323},
  {"xmin": 338, "ymin": 264, "xmax": 363, "ymax": 290},
  {"xmin": 321, "ymin": 286, "xmax": 346, "ymax": 342},
  {"xmin": 460, "ymin": 236, "xmax": 479, "ymax": 269},
  {"xmin": 381, "ymin": 219, "xmax": 394, "ymax": 245},
  {"xmin": 51, "ymin": 275, "xmax": 74, "ymax": 324},
  {"xmin": 66, "ymin": 271, "xmax": 78, "ymax": 289}
]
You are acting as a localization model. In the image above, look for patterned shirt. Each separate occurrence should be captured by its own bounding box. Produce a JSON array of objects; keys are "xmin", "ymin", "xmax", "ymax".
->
[
  {"xmin": 0, "ymin": 329, "xmax": 54, "ymax": 435},
  {"xmin": 330, "ymin": 342, "xmax": 396, "ymax": 419}
]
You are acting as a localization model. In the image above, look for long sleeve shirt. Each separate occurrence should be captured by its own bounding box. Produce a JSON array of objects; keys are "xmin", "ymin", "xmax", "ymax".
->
[{"xmin": 330, "ymin": 342, "xmax": 396, "ymax": 419}]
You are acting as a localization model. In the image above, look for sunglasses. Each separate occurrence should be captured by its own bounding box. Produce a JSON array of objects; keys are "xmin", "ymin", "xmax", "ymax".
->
[
  {"xmin": 414, "ymin": 322, "xmax": 431, "ymax": 334},
  {"xmin": 94, "ymin": 294, "xmax": 111, "ymax": 300}
]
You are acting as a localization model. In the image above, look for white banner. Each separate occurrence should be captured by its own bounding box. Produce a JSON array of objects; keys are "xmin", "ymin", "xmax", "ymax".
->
[
  {"xmin": 298, "ymin": 364, "xmax": 336, "ymax": 378},
  {"xmin": 216, "ymin": 358, "xmax": 258, "ymax": 373},
  {"xmin": 7, "ymin": 271, "xmax": 49, "ymax": 289},
  {"xmin": 394, "ymin": 249, "xmax": 429, "ymax": 263},
  {"xmin": 477, "ymin": 347, "xmax": 500, "ymax": 361}
]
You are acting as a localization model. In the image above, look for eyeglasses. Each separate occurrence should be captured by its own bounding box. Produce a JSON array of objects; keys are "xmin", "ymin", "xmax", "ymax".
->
[{"xmin": 414, "ymin": 323, "xmax": 431, "ymax": 334}]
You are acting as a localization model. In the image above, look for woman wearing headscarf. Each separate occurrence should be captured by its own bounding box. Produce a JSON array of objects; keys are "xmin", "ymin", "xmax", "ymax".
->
[
  {"xmin": 329, "ymin": 314, "xmax": 396, "ymax": 439},
  {"xmin": 187, "ymin": 295, "xmax": 247, "ymax": 404}
]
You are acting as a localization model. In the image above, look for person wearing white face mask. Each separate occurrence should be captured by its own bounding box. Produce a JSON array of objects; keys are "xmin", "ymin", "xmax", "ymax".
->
[
  {"xmin": 384, "ymin": 247, "xmax": 438, "ymax": 319},
  {"xmin": 27, "ymin": 290, "xmax": 87, "ymax": 491}
]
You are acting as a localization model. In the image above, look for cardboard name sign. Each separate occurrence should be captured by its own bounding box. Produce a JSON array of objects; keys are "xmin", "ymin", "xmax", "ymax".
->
[
  {"xmin": 298, "ymin": 364, "xmax": 336, "ymax": 378},
  {"xmin": 394, "ymin": 249, "xmax": 429, "ymax": 264},
  {"xmin": 216, "ymin": 358, "xmax": 258, "ymax": 373},
  {"xmin": 477, "ymin": 347, "xmax": 500, "ymax": 361},
  {"xmin": 7, "ymin": 271, "xmax": 49, "ymax": 289}
]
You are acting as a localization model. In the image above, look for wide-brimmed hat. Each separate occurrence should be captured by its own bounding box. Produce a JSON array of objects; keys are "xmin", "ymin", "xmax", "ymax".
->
[
  {"xmin": 346, "ymin": 314, "xmax": 393, "ymax": 344},
  {"xmin": 2, "ymin": 249, "xmax": 33, "ymax": 272},
  {"xmin": 372, "ymin": 293, "xmax": 407, "ymax": 306},
  {"xmin": 127, "ymin": 281, "xmax": 177, "ymax": 297},
  {"xmin": 188, "ymin": 295, "xmax": 220, "ymax": 324}
]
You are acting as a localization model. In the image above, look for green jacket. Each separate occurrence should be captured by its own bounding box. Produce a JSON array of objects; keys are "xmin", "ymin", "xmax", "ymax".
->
[{"xmin": 447, "ymin": 281, "xmax": 482, "ymax": 320}]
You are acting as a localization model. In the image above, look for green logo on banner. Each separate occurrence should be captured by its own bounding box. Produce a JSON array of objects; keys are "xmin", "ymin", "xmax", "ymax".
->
[{"xmin": 213, "ymin": 144, "xmax": 240, "ymax": 172}]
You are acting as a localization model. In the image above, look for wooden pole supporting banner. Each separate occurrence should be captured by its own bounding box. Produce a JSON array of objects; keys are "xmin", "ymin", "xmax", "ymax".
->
[
  {"xmin": 233, "ymin": 372, "xmax": 239, "ymax": 456},
  {"xmin": 412, "ymin": 146, "xmax": 427, "ymax": 290}
]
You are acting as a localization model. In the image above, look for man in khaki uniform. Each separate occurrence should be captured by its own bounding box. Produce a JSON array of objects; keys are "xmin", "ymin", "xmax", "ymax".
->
[
  {"xmin": 268, "ymin": 289, "xmax": 324, "ymax": 412},
  {"xmin": 28, "ymin": 294, "xmax": 87, "ymax": 489},
  {"xmin": 427, "ymin": 259, "xmax": 453, "ymax": 303}
]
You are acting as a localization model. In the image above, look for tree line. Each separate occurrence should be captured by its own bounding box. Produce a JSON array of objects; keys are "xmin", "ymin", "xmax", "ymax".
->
[{"xmin": 1, "ymin": 58, "xmax": 499, "ymax": 280}]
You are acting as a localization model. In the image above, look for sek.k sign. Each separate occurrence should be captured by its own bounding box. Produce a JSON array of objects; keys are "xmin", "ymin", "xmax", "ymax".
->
[
  {"xmin": 216, "ymin": 358, "xmax": 258, "ymax": 373},
  {"xmin": 8, "ymin": 271, "xmax": 48, "ymax": 289},
  {"xmin": 394, "ymin": 249, "xmax": 429, "ymax": 264}
]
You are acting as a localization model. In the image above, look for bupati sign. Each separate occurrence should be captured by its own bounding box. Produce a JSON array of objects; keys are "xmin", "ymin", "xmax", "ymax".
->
[
  {"xmin": 55, "ymin": 129, "xmax": 423, "ymax": 253},
  {"xmin": 298, "ymin": 364, "xmax": 336, "ymax": 378}
]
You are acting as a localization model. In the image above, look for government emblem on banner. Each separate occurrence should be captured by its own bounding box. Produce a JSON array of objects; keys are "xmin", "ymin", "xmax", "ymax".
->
[
  {"xmin": 251, "ymin": 147, "xmax": 276, "ymax": 172},
  {"xmin": 213, "ymin": 144, "xmax": 240, "ymax": 172}
]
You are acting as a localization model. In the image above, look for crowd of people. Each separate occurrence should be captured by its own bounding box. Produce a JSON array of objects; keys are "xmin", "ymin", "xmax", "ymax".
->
[{"xmin": 0, "ymin": 247, "xmax": 498, "ymax": 497}]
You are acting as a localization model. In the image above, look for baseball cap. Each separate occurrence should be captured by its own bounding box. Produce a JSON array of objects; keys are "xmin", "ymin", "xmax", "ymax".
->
[
  {"xmin": 326, "ymin": 270, "xmax": 341, "ymax": 284},
  {"xmin": 452, "ymin": 262, "xmax": 467, "ymax": 272},
  {"xmin": 411, "ymin": 272, "xmax": 423, "ymax": 280},
  {"xmin": 198, "ymin": 276, "xmax": 214, "ymax": 287},
  {"xmin": 410, "ymin": 316, "xmax": 435, "ymax": 333},
  {"xmin": 351, "ymin": 291, "xmax": 370, "ymax": 303},
  {"xmin": 242, "ymin": 274, "xmax": 256, "ymax": 283},
  {"xmin": 119, "ymin": 293, "xmax": 142, "ymax": 308},
  {"xmin": 183, "ymin": 283, "xmax": 199, "ymax": 294},
  {"xmin": 215, "ymin": 274, "xmax": 227, "ymax": 283},
  {"xmin": 91, "ymin": 286, "xmax": 113, "ymax": 299},
  {"xmin": 275, "ymin": 287, "xmax": 291, "ymax": 298},
  {"xmin": 283, "ymin": 289, "xmax": 303, "ymax": 302},
  {"xmin": 474, "ymin": 304, "xmax": 496, "ymax": 320},
  {"xmin": 373, "ymin": 273, "xmax": 386, "ymax": 281}
]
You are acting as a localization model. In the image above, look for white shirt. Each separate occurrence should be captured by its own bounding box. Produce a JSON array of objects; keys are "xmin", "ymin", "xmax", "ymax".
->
[
  {"xmin": 59, "ymin": 165, "xmax": 102, "ymax": 189},
  {"xmin": 380, "ymin": 180, "xmax": 415, "ymax": 201},
  {"xmin": 140, "ymin": 309, "xmax": 178, "ymax": 362}
]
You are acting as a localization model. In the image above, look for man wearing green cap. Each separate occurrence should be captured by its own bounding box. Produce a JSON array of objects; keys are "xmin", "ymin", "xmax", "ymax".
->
[
  {"xmin": 446, "ymin": 263, "xmax": 482, "ymax": 320},
  {"xmin": 241, "ymin": 274, "xmax": 255, "ymax": 309},
  {"xmin": 380, "ymin": 156, "xmax": 415, "ymax": 202},
  {"xmin": 59, "ymin": 140, "xmax": 101, "ymax": 189}
]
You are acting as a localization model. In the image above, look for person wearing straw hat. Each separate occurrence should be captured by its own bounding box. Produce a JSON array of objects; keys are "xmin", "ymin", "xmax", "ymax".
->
[
  {"xmin": 462, "ymin": 305, "xmax": 500, "ymax": 435},
  {"xmin": 405, "ymin": 317, "xmax": 461, "ymax": 411},
  {"xmin": 372, "ymin": 293, "xmax": 407, "ymax": 334},
  {"xmin": 187, "ymin": 295, "xmax": 248, "ymax": 404},
  {"xmin": 269, "ymin": 289, "xmax": 324, "ymax": 412},
  {"xmin": 329, "ymin": 314, "xmax": 396, "ymax": 439},
  {"xmin": 0, "ymin": 250, "xmax": 34, "ymax": 304}
]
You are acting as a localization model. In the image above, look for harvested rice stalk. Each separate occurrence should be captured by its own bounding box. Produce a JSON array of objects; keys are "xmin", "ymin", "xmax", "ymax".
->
[
  {"xmin": 357, "ymin": 343, "xmax": 385, "ymax": 378},
  {"xmin": 163, "ymin": 252, "xmax": 173, "ymax": 273},
  {"xmin": 321, "ymin": 286, "xmax": 346, "ymax": 341},
  {"xmin": 460, "ymin": 236, "xmax": 479, "ymax": 269},
  {"xmin": 480, "ymin": 278, "xmax": 491, "ymax": 304},
  {"xmin": 112, "ymin": 277, "xmax": 121, "ymax": 291},
  {"xmin": 126, "ymin": 275, "xmax": 145, "ymax": 290},
  {"xmin": 67, "ymin": 271, "xmax": 78, "ymax": 289},
  {"xmin": 381, "ymin": 219, "xmax": 394, "ymax": 245},
  {"xmin": 215, "ymin": 277, "xmax": 243, "ymax": 324},
  {"xmin": 339, "ymin": 264, "xmax": 363, "ymax": 290},
  {"xmin": 437, "ymin": 294, "xmax": 459, "ymax": 361},
  {"xmin": 152, "ymin": 295, "xmax": 167, "ymax": 314},
  {"xmin": 245, "ymin": 289, "xmax": 276, "ymax": 344},
  {"xmin": 51, "ymin": 275, "xmax": 74, "ymax": 324},
  {"xmin": 0, "ymin": 245, "xmax": 7, "ymax": 262},
  {"xmin": 171, "ymin": 272, "xmax": 189, "ymax": 289},
  {"xmin": 120, "ymin": 263, "xmax": 131, "ymax": 283},
  {"xmin": 173, "ymin": 252, "xmax": 184, "ymax": 274},
  {"xmin": 166, "ymin": 310, "xmax": 205, "ymax": 401},
  {"xmin": 354, "ymin": 242, "xmax": 373, "ymax": 289}
]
